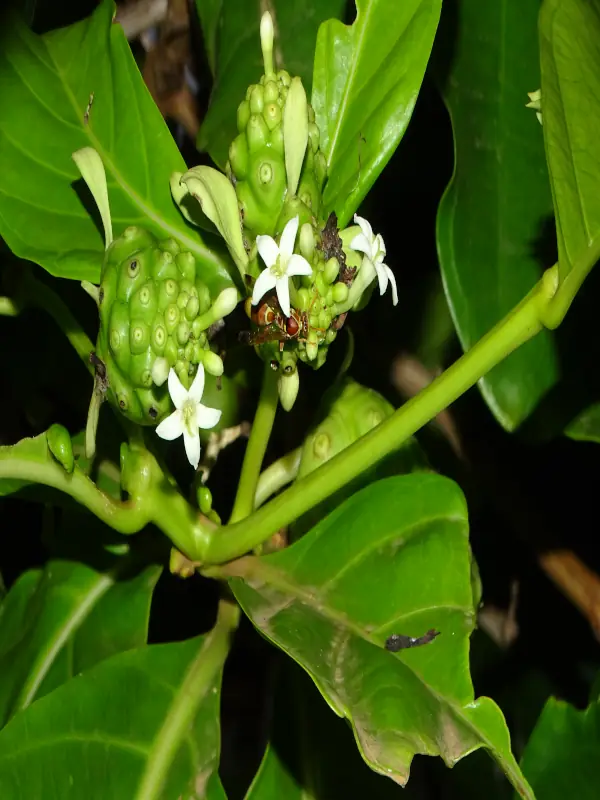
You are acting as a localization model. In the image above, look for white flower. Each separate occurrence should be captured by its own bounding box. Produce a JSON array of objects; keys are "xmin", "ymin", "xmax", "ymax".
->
[
  {"xmin": 252, "ymin": 216, "xmax": 313, "ymax": 317},
  {"xmin": 349, "ymin": 214, "xmax": 398, "ymax": 306},
  {"xmin": 155, "ymin": 366, "xmax": 221, "ymax": 470}
]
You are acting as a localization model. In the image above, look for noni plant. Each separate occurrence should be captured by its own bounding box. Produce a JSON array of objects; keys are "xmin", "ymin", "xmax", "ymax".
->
[{"xmin": 1, "ymin": 0, "xmax": 600, "ymax": 798}]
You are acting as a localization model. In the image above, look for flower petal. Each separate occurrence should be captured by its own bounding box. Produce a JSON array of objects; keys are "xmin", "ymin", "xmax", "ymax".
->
[
  {"xmin": 375, "ymin": 233, "xmax": 387, "ymax": 260},
  {"xmin": 354, "ymin": 214, "xmax": 374, "ymax": 243},
  {"xmin": 256, "ymin": 235, "xmax": 279, "ymax": 267},
  {"xmin": 349, "ymin": 232, "xmax": 373, "ymax": 258},
  {"xmin": 252, "ymin": 267, "xmax": 277, "ymax": 306},
  {"xmin": 279, "ymin": 215, "xmax": 299, "ymax": 263},
  {"xmin": 374, "ymin": 259, "xmax": 389, "ymax": 296},
  {"xmin": 384, "ymin": 264, "xmax": 398, "ymax": 305},
  {"xmin": 286, "ymin": 253, "xmax": 313, "ymax": 277},
  {"xmin": 189, "ymin": 363, "xmax": 205, "ymax": 404},
  {"xmin": 167, "ymin": 369, "xmax": 188, "ymax": 410},
  {"xmin": 156, "ymin": 410, "xmax": 184, "ymax": 440},
  {"xmin": 256, "ymin": 235, "xmax": 280, "ymax": 269},
  {"xmin": 196, "ymin": 403, "xmax": 222, "ymax": 430},
  {"xmin": 183, "ymin": 428, "xmax": 201, "ymax": 470},
  {"xmin": 275, "ymin": 275, "xmax": 291, "ymax": 317}
]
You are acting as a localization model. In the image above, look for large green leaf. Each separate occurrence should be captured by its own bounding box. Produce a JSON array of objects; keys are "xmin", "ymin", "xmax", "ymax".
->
[
  {"xmin": 0, "ymin": 0, "xmax": 234, "ymax": 290},
  {"xmin": 196, "ymin": 0, "xmax": 346, "ymax": 169},
  {"xmin": 519, "ymin": 697, "xmax": 600, "ymax": 799},
  {"xmin": 436, "ymin": 0, "xmax": 557, "ymax": 431},
  {"xmin": 0, "ymin": 605, "xmax": 237, "ymax": 799},
  {"xmin": 539, "ymin": 0, "xmax": 600, "ymax": 291},
  {"xmin": 227, "ymin": 474, "xmax": 532, "ymax": 797},
  {"xmin": 246, "ymin": 660, "xmax": 401, "ymax": 799},
  {"xmin": 0, "ymin": 556, "xmax": 160, "ymax": 726},
  {"xmin": 312, "ymin": 0, "xmax": 442, "ymax": 227}
]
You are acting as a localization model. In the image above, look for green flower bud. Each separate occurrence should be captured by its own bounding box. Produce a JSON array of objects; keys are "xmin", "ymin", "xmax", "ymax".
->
[
  {"xmin": 332, "ymin": 282, "xmax": 349, "ymax": 304},
  {"xmin": 306, "ymin": 330, "xmax": 319, "ymax": 361},
  {"xmin": 203, "ymin": 350, "xmax": 224, "ymax": 377},
  {"xmin": 175, "ymin": 251, "xmax": 196, "ymax": 283},
  {"xmin": 324, "ymin": 257, "xmax": 340, "ymax": 285},
  {"xmin": 197, "ymin": 484, "xmax": 213, "ymax": 515},
  {"xmin": 176, "ymin": 321, "xmax": 191, "ymax": 346},
  {"xmin": 151, "ymin": 356, "xmax": 169, "ymax": 386},
  {"xmin": 296, "ymin": 287, "xmax": 311, "ymax": 312},
  {"xmin": 308, "ymin": 122, "xmax": 320, "ymax": 153},
  {"xmin": 176, "ymin": 291, "xmax": 190, "ymax": 310},
  {"xmin": 283, "ymin": 77, "xmax": 308, "ymax": 196},
  {"xmin": 299, "ymin": 222, "xmax": 315, "ymax": 261},
  {"xmin": 315, "ymin": 272, "xmax": 328, "ymax": 298},
  {"xmin": 278, "ymin": 69, "xmax": 291, "ymax": 87},
  {"xmin": 185, "ymin": 294, "xmax": 200, "ymax": 321},
  {"xmin": 165, "ymin": 336, "xmax": 178, "ymax": 367},
  {"xmin": 260, "ymin": 11, "xmax": 275, "ymax": 77},
  {"xmin": 325, "ymin": 329, "xmax": 337, "ymax": 345},
  {"xmin": 47, "ymin": 424, "xmax": 74, "ymax": 473},
  {"xmin": 278, "ymin": 368, "xmax": 299, "ymax": 411}
]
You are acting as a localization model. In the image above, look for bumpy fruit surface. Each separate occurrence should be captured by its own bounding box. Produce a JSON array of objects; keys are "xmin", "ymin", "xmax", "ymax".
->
[
  {"xmin": 227, "ymin": 71, "xmax": 327, "ymax": 241},
  {"xmin": 95, "ymin": 226, "xmax": 214, "ymax": 425}
]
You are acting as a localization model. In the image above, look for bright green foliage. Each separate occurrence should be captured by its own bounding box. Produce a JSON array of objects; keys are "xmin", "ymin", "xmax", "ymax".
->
[
  {"xmin": 0, "ymin": 557, "xmax": 160, "ymax": 727},
  {"xmin": 436, "ymin": 0, "xmax": 558, "ymax": 431},
  {"xmin": 519, "ymin": 696, "xmax": 600, "ymax": 799},
  {"xmin": 0, "ymin": 0, "xmax": 234, "ymax": 290},
  {"xmin": 230, "ymin": 474, "xmax": 532, "ymax": 797},
  {"xmin": 95, "ymin": 227, "xmax": 220, "ymax": 425},
  {"xmin": 312, "ymin": 0, "xmax": 443, "ymax": 226},
  {"xmin": 0, "ymin": 634, "xmax": 227, "ymax": 799}
]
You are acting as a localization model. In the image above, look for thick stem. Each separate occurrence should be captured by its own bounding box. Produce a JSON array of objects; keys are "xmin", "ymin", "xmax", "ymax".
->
[
  {"xmin": 254, "ymin": 446, "xmax": 302, "ymax": 508},
  {"xmin": 133, "ymin": 598, "xmax": 240, "ymax": 800},
  {"xmin": 229, "ymin": 362, "xmax": 280, "ymax": 523},
  {"xmin": 201, "ymin": 269, "xmax": 557, "ymax": 564}
]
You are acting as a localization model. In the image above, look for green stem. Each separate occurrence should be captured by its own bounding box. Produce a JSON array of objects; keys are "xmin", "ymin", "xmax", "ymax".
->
[
  {"xmin": 229, "ymin": 362, "xmax": 280, "ymax": 523},
  {"xmin": 0, "ymin": 455, "xmax": 148, "ymax": 534},
  {"xmin": 201, "ymin": 267, "xmax": 558, "ymax": 564},
  {"xmin": 254, "ymin": 446, "xmax": 302, "ymax": 508},
  {"xmin": 134, "ymin": 598, "xmax": 240, "ymax": 800}
]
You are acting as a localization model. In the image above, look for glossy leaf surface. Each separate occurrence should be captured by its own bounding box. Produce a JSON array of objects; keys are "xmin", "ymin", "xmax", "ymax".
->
[
  {"xmin": 540, "ymin": 0, "xmax": 600, "ymax": 289},
  {"xmin": 313, "ymin": 0, "xmax": 442, "ymax": 226},
  {"xmin": 519, "ymin": 697, "xmax": 600, "ymax": 799},
  {"xmin": 0, "ymin": 556, "xmax": 160, "ymax": 726},
  {"xmin": 436, "ymin": 0, "xmax": 557, "ymax": 430},
  {"xmin": 196, "ymin": 0, "xmax": 346, "ymax": 169},
  {"xmin": 0, "ymin": 628, "xmax": 231, "ymax": 799},
  {"xmin": 229, "ymin": 474, "xmax": 532, "ymax": 796},
  {"xmin": 0, "ymin": 0, "xmax": 233, "ymax": 291}
]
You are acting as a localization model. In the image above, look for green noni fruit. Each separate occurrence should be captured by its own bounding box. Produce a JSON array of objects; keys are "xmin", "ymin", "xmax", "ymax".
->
[{"xmin": 94, "ymin": 226, "xmax": 217, "ymax": 426}]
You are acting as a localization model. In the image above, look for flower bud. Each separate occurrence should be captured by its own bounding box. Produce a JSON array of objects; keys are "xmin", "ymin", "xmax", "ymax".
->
[
  {"xmin": 299, "ymin": 222, "xmax": 315, "ymax": 261},
  {"xmin": 278, "ymin": 368, "xmax": 300, "ymax": 411},
  {"xmin": 203, "ymin": 350, "xmax": 224, "ymax": 377},
  {"xmin": 151, "ymin": 356, "xmax": 169, "ymax": 386},
  {"xmin": 47, "ymin": 424, "xmax": 74, "ymax": 473}
]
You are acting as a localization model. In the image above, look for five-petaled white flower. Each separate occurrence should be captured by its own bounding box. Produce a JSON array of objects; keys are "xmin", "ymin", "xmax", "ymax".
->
[
  {"xmin": 156, "ymin": 366, "xmax": 221, "ymax": 470},
  {"xmin": 349, "ymin": 214, "xmax": 398, "ymax": 306},
  {"xmin": 252, "ymin": 216, "xmax": 312, "ymax": 317}
]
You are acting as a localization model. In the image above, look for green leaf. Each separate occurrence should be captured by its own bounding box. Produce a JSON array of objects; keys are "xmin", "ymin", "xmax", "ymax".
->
[
  {"xmin": 196, "ymin": 0, "xmax": 346, "ymax": 169},
  {"xmin": 540, "ymin": 0, "xmax": 600, "ymax": 293},
  {"xmin": 0, "ymin": 0, "xmax": 234, "ymax": 292},
  {"xmin": 566, "ymin": 403, "xmax": 600, "ymax": 443},
  {"xmin": 0, "ymin": 603, "xmax": 238, "ymax": 799},
  {"xmin": 246, "ymin": 660, "xmax": 403, "ymax": 799},
  {"xmin": 436, "ymin": 0, "xmax": 557, "ymax": 431},
  {"xmin": 0, "ymin": 556, "xmax": 160, "ymax": 726},
  {"xmin": 228, "ymin": 474, "xmax": 532, "ymax": 797},
  {"xmin": 313, "ymin": 0, "xmax": 442, "ymax": 227},
  {"xmin": 519, "ymin": 696, "xmax": 600, "ymax": 799}
]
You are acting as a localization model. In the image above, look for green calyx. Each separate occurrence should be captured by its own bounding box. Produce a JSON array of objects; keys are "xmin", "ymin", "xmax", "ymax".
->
[{"xmin": 89, "ymin": 227, "xmax": 233, "ymax": 428}]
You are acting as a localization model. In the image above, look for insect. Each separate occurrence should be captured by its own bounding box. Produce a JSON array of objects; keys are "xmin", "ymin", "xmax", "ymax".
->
[
  {"xmin": 385, "ymin": 629, "xmax": 440, "ymax": 652},
  {"xmin": 239, "ymin": 293, "xmax": 308, "ymax": 349},
  {"xmin": 84, "ymin": 92, "xmax": 94, "ymax": 125}
]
